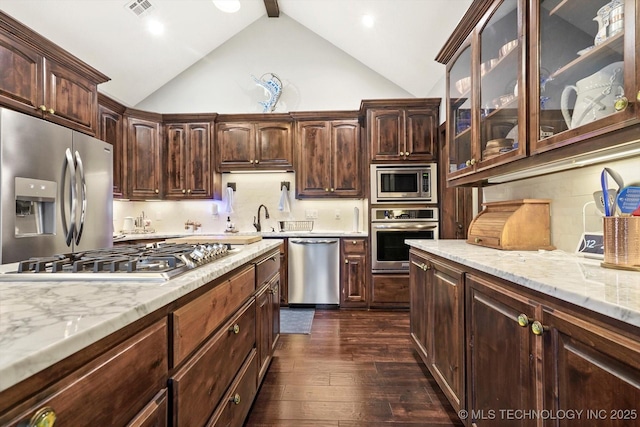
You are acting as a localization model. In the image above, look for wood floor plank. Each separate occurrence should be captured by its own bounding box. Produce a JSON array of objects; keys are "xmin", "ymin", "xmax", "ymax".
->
[{"xmin": 245, "ymin": 310, "xmax": 463, "ymax": 426}]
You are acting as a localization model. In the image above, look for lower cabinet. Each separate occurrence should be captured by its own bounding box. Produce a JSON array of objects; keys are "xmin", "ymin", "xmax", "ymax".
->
[
  {"xmin": 1, "ymin": 320, "xmax": 168, "ymax": 426},
  {"xmin": 410, "ymin": 248, "xmax": 640, "ymax": 427},
  {"xmin": 340, "ymin": 238, "xmax": 368, "ymax": 308},
  {"xmin": 128, "ymin": 389, "xmax": 168, "ymax": 427},
  {"xmin": 370, "ymin": 274, "xmax": 410, "ymax": 309}
]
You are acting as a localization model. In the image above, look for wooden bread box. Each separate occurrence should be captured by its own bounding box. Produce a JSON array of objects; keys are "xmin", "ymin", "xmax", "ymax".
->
[{"xmin": 467, "ymin": 199, "xmax": 555, "ymax": 250}]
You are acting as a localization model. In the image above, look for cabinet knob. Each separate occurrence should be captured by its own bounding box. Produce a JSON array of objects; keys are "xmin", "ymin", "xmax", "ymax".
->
[
  {"xmin": 38, "ymin": 105, "xmax": 47, "ymax": 112},
  {"xmin": 182, "ymin": 189, "xmax": 186, "ymax": 194},
  {"xmin": 470, "ymin": 158, "xmax": 477, "ymax": 166},
  {"xmin": 421, "ymin": 263, "xmax": 430, "ymax": 271},
  {"xmin": 47, "ymin": 108, "xmax": 55, "ymax": 115},
  {"xmin": 352, "ymin": 240, "xmax": 357, "ymax": 244},
  {"xmin": 465, "ymin": 159, "xmax": 471, "ymax": 167},
  {"xmin": 155, "ymin": 189, "xmax": 159, "ymax": 194},
  {"xmin": 330, "ymin": 188, "xmax": 334, "ymax": 192},
  {"xmin": 187, "ymin": 189, "xmax": 191, "ymax": 194},
  {"xmin": 345, "ymin": 259, "xmax": 349, "ymax": 264},
  {"xmin": 255, "ymin": 159, "xmax": 259, "ymax": 164},
  {"xmin": 250, "ymin": 160, "xmax": 254, "ymax": 164},
  {"xmin": 405, "ymin": 151, "xmax": 410, "ymax": 156},
  {"xmin": 531, "ymin": 321, "xmax": 548, "ymax": 336},
  {"xmin": 230, "ymin": 393, "xmax": 241, "ymax": 405},
  {"xmin": 29, "ymin": 407, "xmax": 56, "ymax": 427},
  {"xmin": 230, "ymin": 324, "xmax": 240, "ymax": 334},
  {"xmin": 474, "ymin": 237, "xmax": 482, "ymax": 243},
  {"xmin": 325, "ymin": 188, "xmax": 329, "ymax": 192},
  {"xmin": 517, "ymin": 314, "xmax": 531, "ymax": 327},
  {"xmin": 614, "ymin": 96, "xmax": 629, "ymax": 112}
]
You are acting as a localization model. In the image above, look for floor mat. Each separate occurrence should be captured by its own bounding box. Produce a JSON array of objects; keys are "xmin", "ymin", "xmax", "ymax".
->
[{"xmin": 280, "ymin": 308, "xmax": 315, "ymax": 334}]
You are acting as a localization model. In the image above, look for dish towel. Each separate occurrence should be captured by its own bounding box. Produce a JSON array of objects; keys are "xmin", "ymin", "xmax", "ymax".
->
[
  {"xmin": 224, "ymin": 186, "xmax": 234, "ymax": 214},
  {"xmin": 278, "ymin": 185, "xmax": 291, "ymax": 212}
]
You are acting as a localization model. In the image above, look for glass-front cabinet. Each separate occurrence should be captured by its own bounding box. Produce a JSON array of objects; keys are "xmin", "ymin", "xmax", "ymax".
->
[
  {"xmin": 447, "ymin": 0, "xmax": 526, "ymax": 180},
  {"xmin": 531, "ymin": 0, "xmax": 637, "ymax": 153}
]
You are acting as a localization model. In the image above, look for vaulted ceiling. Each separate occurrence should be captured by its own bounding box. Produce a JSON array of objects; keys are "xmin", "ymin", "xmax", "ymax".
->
[{"xmin": 0, "ymin": 0, "xmax": 473, "ymax": 107}]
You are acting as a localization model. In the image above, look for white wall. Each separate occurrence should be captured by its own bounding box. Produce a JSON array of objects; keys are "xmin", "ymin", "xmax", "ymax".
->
[{"xmin": 135, "ymin": 13, "xmax": 413, "ymax": 113}]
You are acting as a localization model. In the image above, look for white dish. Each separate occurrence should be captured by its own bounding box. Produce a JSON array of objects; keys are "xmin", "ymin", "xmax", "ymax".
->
[{"xmin": 577, "ymin": 46, "xmax": 595, "ymax": 56}]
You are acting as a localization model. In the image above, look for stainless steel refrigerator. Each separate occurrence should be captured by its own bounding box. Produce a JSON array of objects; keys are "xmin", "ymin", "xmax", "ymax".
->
[{"xmin": 0, "ymin": 108, "xmax": 113, "ymax": 264}]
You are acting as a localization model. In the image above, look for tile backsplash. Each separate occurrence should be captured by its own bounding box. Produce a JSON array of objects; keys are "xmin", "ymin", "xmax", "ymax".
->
[
  {"xmin": 113, "ymin": 172, "xmax": 368, "ymax": 235},
  {"xmin": 483, "ymin": 156, "xmax": 640, "ymax": 253}
]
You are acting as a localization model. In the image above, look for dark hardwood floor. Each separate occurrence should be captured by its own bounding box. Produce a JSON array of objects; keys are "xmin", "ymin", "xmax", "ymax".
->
[{"xmin": 245, "ymin": 309, "xmax": 464, "ymax": 426}]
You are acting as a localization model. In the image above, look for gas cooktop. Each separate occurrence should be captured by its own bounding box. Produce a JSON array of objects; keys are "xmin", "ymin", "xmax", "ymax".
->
[{"xmin": 0, "ymin": 242, "xmax": 239, "ymax": 282}]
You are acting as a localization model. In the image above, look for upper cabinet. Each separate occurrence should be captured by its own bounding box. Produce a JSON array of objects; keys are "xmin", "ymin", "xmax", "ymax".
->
[
  {"xmin": 0, "ymin": 12, "xmax": 109, "ymax": 136},
  {"xmin": 530, "ymin": 0, "xmax": 638, "ymax": 153},
  {"xmin": 361, "ymin": 99, "xmax": 440, "ymax": 163},
  {"xmin": 293, "ymin": 112, "xmax": 363, "ymax": 199},
  {"xmin": 98, "ymin": 94, "xmax": 125, "ymax": 198},
  {"xmin": 164, "ymin": 114, "xmax": 220, "ymax": 200},
  {"xmin": 216, "ymin": 114, "xmax": 293, "ymax": 172},
  {"xmin": 125, "ymin": 110, "xmax": 163, "ymax": 200},
  {"xmin": 438, "ymin": 0, "xmax": 640, "ymax": 185}
]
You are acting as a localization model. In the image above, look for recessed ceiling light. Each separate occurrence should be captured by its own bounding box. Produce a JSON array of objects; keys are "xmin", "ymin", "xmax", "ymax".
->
[
  {"xmin": 147, "ymin": 18, "xmax": 164, "ymax": 35},
  {"xmin": 213, "ymin": 0, "xmax": 241, "ymax": 13},
  {"xmin": 362, "ymin": 14, "xmax": 375, "ymax": 28}
]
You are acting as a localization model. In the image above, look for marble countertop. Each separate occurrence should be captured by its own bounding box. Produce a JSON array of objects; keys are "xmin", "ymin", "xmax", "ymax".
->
[
  {"xmin": 0, "ymin": 239, "xmax": 282, "ymax": 393},
  {"xmin": 113, "ymin": 230, "xmax": 367, "ymax": 242},
  {"xmin": 406, "ymin": 240, "xmax": 640, "ymax": 329}
]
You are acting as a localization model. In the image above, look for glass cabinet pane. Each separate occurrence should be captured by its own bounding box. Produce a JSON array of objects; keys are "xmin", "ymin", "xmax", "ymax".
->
[
  {"xmin": 537, "ymin": 0, "xmax": 626, "ymax": 140},
  {"xmin": 478, "ymin": 0, "xmax": 520, "ymax": 164},
  {"xmin": 448, "ymin": 45, "xmax": 472, "ymax": 174}
]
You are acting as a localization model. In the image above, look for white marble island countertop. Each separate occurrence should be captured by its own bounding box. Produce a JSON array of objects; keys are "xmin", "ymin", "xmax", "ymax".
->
[
  {"xmin": 0, "ymin": 239, "xmax": 282, "ymax": 393},
  {"xmin": 406, "ymin": 240, "xmax": 640, "ymax": 329}
]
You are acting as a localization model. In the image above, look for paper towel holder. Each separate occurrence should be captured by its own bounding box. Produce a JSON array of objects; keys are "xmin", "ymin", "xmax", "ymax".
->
[
  {"xmin": 227, "ymin": 182, "xmax": 236, "ymax": 191},
  {"xmin": 280, "ymin": 181, "xmax": 290, "ymax": 191}
]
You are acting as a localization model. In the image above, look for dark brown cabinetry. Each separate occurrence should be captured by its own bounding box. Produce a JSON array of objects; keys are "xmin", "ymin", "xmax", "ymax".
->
[
  {"xmin": 294, "ymin": 112, "xmax": 362, "ymax": 198},
  {"xmin": 370, "ymin": 274, "xmax": 410, "ymax": 309},
  {"xmin": 164, "ymin": 116, "xmax": 218, "ymax": 199},
  {"xmin": 0, "ymin": 12, "xmax": 109, "ymax": 136},
  {"xmin": 98, "ymin": 94, "xmax": 125, "ymax": 198},
  {"xmin": 410, "ymin": 251, "xmax": 465, "ymax": 413},
  {"xmin": 255, "ymin": 252, "xmax": 281, "ymax": 383},
  {"xmin": 1, "ymin": 321, "xmax": 168, "ymax": 426},
  {"xmin": 216, "ymin": 115, "xmax": 293, "ymax": 172},
  {"xmin": 340, "ymin": 238, "xmax": 368, "ymax": 308},
  {"xmin": 361, "ymin": 99, "xmax": 440, "ymax": 162},
  {"xmin": 125, "ymin": 111, "xmax": 163, "ymax": 200}
]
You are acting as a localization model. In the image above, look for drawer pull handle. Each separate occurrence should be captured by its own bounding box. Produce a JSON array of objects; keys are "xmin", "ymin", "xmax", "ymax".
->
[
  {"xmin": 231, "ymin": 393, "xmax": 241, "ymax": 405},
  {"xmin": 517, "ymin": 314, "xmax": 530, "ymax": 327},
  {"xmin": 29, "ymin": 407, "xmax": 56, "ymax": 427},
  {"xmin": 531, "ymin": 321, "xmax": 548, "ymax": 336},
  {"xmin": 474, "ymin": 237, "xmax": 482, "ymax": 243},
  {"xmin": 345, "ymin": 259, "xmax": 349, "ymax": 264},
  {"xmin": 230, "ymin": 324, "xmax": 240, "ymax": 334}
]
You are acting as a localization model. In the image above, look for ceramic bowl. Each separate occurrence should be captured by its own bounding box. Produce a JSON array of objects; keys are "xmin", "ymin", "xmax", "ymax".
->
[
  {"xmin": 481, "ymin": 58, "xmax": 499, "ymax": 75},
  {"xmin": 499, "ymin": 39, "xmax": 518, "ymax": 58},
  {"xmin": 455, "ymin": 77, "xmax": 471, "ymax": 95}
]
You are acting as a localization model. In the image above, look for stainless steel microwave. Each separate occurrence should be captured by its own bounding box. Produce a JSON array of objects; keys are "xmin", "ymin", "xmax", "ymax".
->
[{"xmin": 371, "ymin": 164, "xmax": 437, "ymax": 204}]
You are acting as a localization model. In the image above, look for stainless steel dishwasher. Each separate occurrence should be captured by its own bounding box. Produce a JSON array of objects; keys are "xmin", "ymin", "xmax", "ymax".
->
[{"xmin": 288, "ymin": 238, "xmax": 340, "ymax": 306}]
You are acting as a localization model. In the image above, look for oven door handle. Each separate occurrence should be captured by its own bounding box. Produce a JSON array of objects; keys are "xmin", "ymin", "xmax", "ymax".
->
[{"xmin": 373, "ymin": 224, "xmax": 437, "ymax": 230}]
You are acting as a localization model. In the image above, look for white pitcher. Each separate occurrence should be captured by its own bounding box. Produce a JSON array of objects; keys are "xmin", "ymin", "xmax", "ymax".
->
[{"xmin": 560, "ymin": 62, "xmax": 624, "ymax": 129}]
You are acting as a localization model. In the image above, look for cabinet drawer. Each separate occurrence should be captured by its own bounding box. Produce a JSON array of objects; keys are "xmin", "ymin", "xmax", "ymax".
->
[
  {"xmin": 3, "ymin": 320, "xmax": 168, "ymax": 427},
  {"xmin": 172, "ymin": 265, "xmax": 255, "ymax": 366},
  {"xmin": 256, "ymin": 250, "xmax": 279, "ymax": 286},
  {"xmin": 207, "ymin": 350, "xmax": 258, "ymax": 427},
  {"xmin": 342, "ymin": 238, "xmax": 366, "ymax": 254},
  {"xmin": 127, "ymin": 388, "xmax": 167, "ymax": 427},
  {"xmin": 467, "ymin": 233, "xmax": 501, "ymax": 249},
  {"xmin": 171, "ymin": 299, "xmax": 255, "ymax": 427}
]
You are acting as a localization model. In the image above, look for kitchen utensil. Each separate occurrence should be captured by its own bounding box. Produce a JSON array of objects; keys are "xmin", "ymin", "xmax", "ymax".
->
[
  {"xmin": 633, "ymin": 206, "xmax": 640, "ymax": 216},
  {"xmin": 560, "ymin": 62, "xmax": 624, "ymax": 129},
  {"xmin": 593, "ymin": 190, "xmax": 617, "ymax": 215},
  {"xmin": 600, "ymin": 167, "xmax": 625, "ymax": 216},
  {"xmin": 617, "ymin": 186, "xmax": 640, "ymax": 214}
]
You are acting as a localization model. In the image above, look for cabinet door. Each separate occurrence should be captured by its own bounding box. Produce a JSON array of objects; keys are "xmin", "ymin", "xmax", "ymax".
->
[
  {"xmin": 165, "ymin": 124, "xmax": 187, "ymax": 199},
  {"xmin": 0, "ymin": 32, "xmax": 43, "ymax": 114},
  {"xmin": 295, "ymin": 120, "xmax": 331, "ymax": 197},
  {"xmin": 409, "ymin": 251, "xmax": 429, "ymax": 361},
  {"xmin": 369, "ymin": 109, "xmax": 404, "ymax": 161},
  {"xmin": 256, "ymin": 283, "xmax": 273, "ymax": 384},
  {"xmin": 128, "ymin": 117, "xmax": 162, "ymax": 199},
  {"xmin": 466, "ymin": 274, "xmax": 538, "ymax": 427},
  {"xmin": 340, "ymin": 238, "xmax": 368, "ymax": 308},
  {"xmin": 405, "ymin": 108, "xmax": 438, "ymax": 161},
  {"xmin": 270, "ymin": 276, "xmax": 281, "ymax": 352},
  {"xmin": 255, "ymin": 122, "xmax": 293, "ymax": 170},
  {"xmin": 216, "ymin": 122, "xmax": 255, "ymax": 171},
  {"xmin": 43, "ymin": 58, "xmax": 98, "ymax": 135},
  {"xmin": 541, "ymin": 308, "xmax": 640, "ymax": 425},
  {"xmin": 185, "ymin": 122, "xmax": 212, "ymax": 198},
  {"xmin": 531, "ymin": 0, "xmax": 638, "ymax": 154},
  {"xmin": 98, "ymin": 104, "xmax": 124, "ymax": 198},
  {"xmin": 331, "ymin": 120, "xmax": 362, "ymax": 197},
  {"xmin": 428, "ymin": 257, "xmax": 465, "ymax": 414}
]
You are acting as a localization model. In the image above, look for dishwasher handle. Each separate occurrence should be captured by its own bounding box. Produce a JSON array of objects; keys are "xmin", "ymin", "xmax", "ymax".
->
[{"xmin": 290, "ymin": 239, "xmax": 338, "ymax": 245}]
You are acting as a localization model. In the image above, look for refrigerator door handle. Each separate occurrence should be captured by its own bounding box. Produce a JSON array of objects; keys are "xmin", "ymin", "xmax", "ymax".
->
[
  {"xmin": 60, "ymin": 148, "xmax": 77, "ymax": 247},
  {"xmin": 74, "ymin": 151, "xmax": 87, "ymax": 245}
]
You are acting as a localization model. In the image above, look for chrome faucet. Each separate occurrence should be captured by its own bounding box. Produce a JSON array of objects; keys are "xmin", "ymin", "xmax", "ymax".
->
[{"xmin": 253, "ymin": 204, "xmax": 270, "ymax": 232}]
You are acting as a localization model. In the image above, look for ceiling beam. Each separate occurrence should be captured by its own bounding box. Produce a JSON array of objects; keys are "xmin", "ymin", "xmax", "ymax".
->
[{"xmin": 263, "ymin": 0, "xmax": 280, "ymax": 17}]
